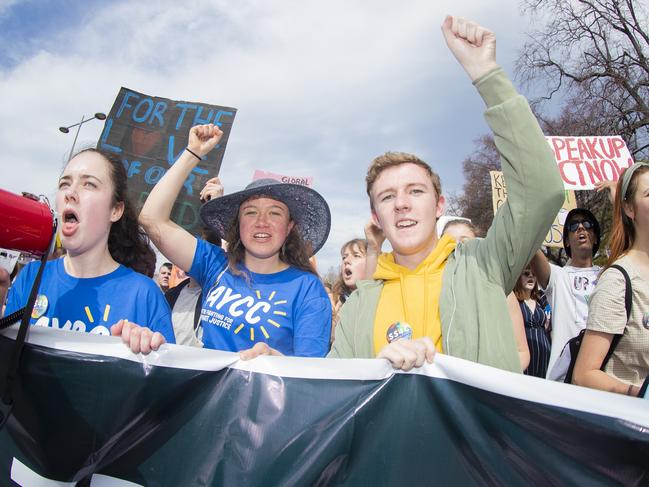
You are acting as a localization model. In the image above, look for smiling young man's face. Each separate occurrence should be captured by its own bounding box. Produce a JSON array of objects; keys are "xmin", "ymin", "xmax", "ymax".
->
[{"xmin": 370, "ymin": 163, "xmax": 445, "ymax": 268}]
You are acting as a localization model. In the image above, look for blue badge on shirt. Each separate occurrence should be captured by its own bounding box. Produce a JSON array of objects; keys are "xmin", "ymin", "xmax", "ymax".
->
[{"xmin": 386, "ymin": 321, "xmax": 413, "ymax": 343}]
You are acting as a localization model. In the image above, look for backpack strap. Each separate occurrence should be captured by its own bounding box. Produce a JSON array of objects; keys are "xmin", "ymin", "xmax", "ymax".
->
[
  {"xmin": 609, "ymin": 264, "xmax": 632, "ymax": 320},
  {"xmin": 565, "ymin": 263, "xmax": 633, "ymax": 384},
  {"xmin": 601, "ymin": 264, "xmax": 632, "ymax": 369}
]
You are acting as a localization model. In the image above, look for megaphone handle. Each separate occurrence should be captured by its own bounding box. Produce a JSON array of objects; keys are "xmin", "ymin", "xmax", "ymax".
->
[{"xmin": 0, "ymin": 307, "xmax": 26, "ymax": 330}]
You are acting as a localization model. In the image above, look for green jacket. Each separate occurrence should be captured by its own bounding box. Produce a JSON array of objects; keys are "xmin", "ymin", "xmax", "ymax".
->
[{"xmin": 328, "ymin": 67, "xmax": 565, "ymax": 373}]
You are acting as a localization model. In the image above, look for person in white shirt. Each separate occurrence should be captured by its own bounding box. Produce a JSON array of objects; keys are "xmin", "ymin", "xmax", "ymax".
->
[{"xmin": 531, "ymin": 208, "xmax": 601, "ymax": 381}]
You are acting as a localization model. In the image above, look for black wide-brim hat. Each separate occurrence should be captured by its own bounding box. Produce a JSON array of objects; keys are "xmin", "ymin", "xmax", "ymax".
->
[
  {"xmin": 562, "ymin": 208, "xmax": 601, "ymax": 258},
  {"xmin": 199, "ymin": 178, "xmax": 331, "ymax": 255}
]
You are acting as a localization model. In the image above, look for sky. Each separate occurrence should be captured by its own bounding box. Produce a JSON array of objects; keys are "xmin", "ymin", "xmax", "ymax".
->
[{"xmin": 0, "ymin": 0, "xmax": 535, "ymax": 273}]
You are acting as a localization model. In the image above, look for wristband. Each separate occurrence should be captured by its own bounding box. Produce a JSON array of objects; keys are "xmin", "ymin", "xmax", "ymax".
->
[
  {"xmin": 627, "ymin": 383, "xmax": 635, "ymax": 396},
  {"xmin": 185, "ymin": 147, "xmax": 202, "ymax": 161}
]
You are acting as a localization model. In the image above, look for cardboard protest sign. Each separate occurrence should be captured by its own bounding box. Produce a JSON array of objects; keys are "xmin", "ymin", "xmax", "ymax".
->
[
  {"xmin": 252, "ymin": 169, "xmax": 313, "ymax": 188},
  {"xmin": 98, "ymin": 87, "xmax": 237, "ymax": 235},
  {"xmin": 490, "ymin": 171, "xmax": 576, "ymax": 248},
  {"xmin": 546, "ymin": 136, "xmax": 634, "ymax": 190},
  {"xmin": 543, "ymin": 190, "xmax": 577, "ymax": 248},
  {"xmin": 490, "ymin": 171, "xmax": 507, "ymax": 213}
]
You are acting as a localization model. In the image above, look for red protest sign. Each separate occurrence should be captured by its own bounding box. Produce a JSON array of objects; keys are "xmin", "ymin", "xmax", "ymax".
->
[{"xmin": 546, "ymin": 136, "xmax": 634, "ymax": 190}]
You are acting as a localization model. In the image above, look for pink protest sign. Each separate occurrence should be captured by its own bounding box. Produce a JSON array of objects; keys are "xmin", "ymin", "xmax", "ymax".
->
[
  {"xmin": 252, "ymin": 170, "xmax": 313, "ymax": 188},
  {"xmin": 546, "ymin": 136, "xmax": 634, "ymax": 190}
]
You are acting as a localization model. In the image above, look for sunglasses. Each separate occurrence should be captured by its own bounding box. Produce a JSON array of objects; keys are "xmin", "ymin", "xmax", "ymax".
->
[{"xmin": 567, "ymin": 220, "xmax": 594, "ymax": 232}]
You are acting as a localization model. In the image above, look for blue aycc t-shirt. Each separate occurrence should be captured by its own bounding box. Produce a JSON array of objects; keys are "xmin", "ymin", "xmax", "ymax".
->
[
  {"xmin": 190, "ymin": 239, "xmax": 331, "ymax": 357},
  {"xmin": 6, "ymin": 258, "xmax": 176, "ymax": 343}
]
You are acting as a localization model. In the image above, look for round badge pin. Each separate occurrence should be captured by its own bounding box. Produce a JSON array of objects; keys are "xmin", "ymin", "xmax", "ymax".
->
[
  {"xmin": 31, "ymin": 295, "xmax": 49, "ymax": 319},
  {"xmin": 386, "ymin": 321, "xmax": 413, "ymax": 343}
]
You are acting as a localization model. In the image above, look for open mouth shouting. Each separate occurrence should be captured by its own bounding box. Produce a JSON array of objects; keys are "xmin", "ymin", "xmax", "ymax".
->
[
  {"xmin": 576, "ymin": 231, "xmax": 591, "ymax": 245},
  {"xmin": 61, "ymin": 208, "xmax": 80, "ymax": 237},
  {"xmin": 396, "ymin": 219, "xmax": 417, "ymax": 230},
  {"xmin": 342, "ymin": 264, "xmax": 358, "ymax": 286}
]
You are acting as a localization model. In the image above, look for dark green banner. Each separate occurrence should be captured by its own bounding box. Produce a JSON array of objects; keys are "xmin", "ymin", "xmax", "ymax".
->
[{"xmin": 0, "ymin": 327, "xmax": 647, "ymax": 486}]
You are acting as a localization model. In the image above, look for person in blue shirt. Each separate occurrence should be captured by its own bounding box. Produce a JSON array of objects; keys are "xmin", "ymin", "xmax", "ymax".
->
[
  {"xmin": 137, "ymin": 124, "xmax": 332, "ymax": 358},
  {"xmin": 5, "ymin": 148, "xmax": 176, "ymax": 351}
]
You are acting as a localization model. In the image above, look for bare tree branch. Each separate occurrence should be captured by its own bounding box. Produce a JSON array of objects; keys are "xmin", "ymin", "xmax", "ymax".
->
[{"xmin": 516, "ymin": 0, "xmax": 649, "ymax": 160}]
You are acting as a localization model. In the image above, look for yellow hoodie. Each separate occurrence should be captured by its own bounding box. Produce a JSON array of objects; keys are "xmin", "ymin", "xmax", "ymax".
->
[{"xmin": 373, "ymin": 234, "xmax": 456, "ymax": 355}]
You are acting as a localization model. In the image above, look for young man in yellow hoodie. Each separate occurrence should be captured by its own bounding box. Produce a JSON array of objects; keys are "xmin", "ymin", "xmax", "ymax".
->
[{"xmin": 327, "ymin": 16, "xmax": 565, "ymax": 373}]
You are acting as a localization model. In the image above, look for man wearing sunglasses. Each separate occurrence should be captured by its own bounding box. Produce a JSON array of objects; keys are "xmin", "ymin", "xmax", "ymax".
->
[{"xmin": 530, "ymin": 208, "xmax": 601, "ymax": 381}]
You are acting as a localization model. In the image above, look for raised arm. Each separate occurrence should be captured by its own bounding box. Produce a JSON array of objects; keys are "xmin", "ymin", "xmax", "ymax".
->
[
  {"xmin": 199, "ymin": 177, "xmax": 225, "ymax": 203},
  {"xmin": 442, "ymin": 16, "xmax": 564, "ymax": 292},
  {"xmin": 594, "ymin": 180, "xmax": 617, "ymax": 204},
  {"xmin": 530, "ymin": 250, "xmax": 551, "ymax": 289},
  {"xmin": 506, "ymin": 292, "xmax": 529, "ymax": 372},
  {"xmin": 363, "ymin": 221, "xmax": 384, "ymax": 279},
  {"xmin": 441, "ymin": 15, "xmax": 498, "ymax": 82},
  {"xmin": 139, "ymin": 124, "xmax": 223, "ymax": 271}
]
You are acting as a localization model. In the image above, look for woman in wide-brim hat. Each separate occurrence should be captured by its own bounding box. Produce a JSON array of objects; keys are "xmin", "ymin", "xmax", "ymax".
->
[{"xmin": 138, "ymin": 124, "xmax": 332, "ymax": 359}]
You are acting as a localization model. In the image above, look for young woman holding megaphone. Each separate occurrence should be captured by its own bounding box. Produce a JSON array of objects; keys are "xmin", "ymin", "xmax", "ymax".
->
[{"xmin": 3, "ymin": 149, "xmax": 176, "ymax": 352}]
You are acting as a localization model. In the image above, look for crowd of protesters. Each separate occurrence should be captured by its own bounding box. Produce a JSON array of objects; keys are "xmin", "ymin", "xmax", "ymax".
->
[{"xmin": 1, "ymin": 16, "xmax": 647, "ymax": 399}]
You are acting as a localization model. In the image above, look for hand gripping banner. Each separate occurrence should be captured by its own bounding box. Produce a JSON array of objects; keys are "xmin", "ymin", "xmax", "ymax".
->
[{"xmin": 0, "ymin": 326, "xmax": 647, "ymax": 486}]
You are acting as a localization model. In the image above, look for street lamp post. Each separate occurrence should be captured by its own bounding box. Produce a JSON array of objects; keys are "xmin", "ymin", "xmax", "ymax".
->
[{"xmin": 59, "ymin": 112, "xmax": 107, "ymax": 161}]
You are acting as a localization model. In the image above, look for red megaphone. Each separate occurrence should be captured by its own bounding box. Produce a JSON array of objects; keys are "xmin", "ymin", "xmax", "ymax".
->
[{"xmin": 0, "ymin": 189, "xmax": 56, "ymax": 256}]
